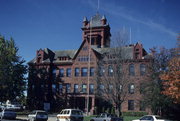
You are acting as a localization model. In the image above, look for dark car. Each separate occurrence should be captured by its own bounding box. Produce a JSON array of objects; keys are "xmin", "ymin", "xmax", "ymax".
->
[{"xmin": 0, "ymin": 109, "xmax": 17, "ymax": 119}]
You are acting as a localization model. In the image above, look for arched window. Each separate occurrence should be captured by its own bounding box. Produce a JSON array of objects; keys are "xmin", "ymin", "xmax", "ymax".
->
[
  {"xmin": 129, "ymin": 64, "xmax": 135, "ymax": 76},
  {"xmin": 140, "ymin": 64, "xmax": 146, "ymax": 76}
]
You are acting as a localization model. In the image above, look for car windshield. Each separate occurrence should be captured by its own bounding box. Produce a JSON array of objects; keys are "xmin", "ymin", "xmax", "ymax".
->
[
  {"xmin": 71, "ymin": 110, "xmax": 82, "ymax": 115},
  {"xmin": 37, "ymin": 112, "xmax": 47, "ymax": 115}
]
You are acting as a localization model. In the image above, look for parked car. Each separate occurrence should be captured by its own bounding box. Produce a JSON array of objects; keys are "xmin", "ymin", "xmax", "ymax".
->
[
  {"xmin": 28, "ymin": 110, "xmax": 48, "ymax": 121},
  {"xmin": 132, "ymin": 115, "xmax": 172, "ymax": 121},
  {"xmin": 0, "ymin": 109, "xmax": 17, "ymax": 119},
  {"xmin": 57, "ymin": 109, "xmax": 84, "ymax": 121},
  {"xmin": 90, "ymin": 113, "xmax": 123, "ymax": 121}
]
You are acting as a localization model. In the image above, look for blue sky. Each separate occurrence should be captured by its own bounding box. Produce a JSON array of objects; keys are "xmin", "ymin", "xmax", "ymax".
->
[{"xmin": 0, "ymin": 0, "xmax": 179, "ymax": 63}]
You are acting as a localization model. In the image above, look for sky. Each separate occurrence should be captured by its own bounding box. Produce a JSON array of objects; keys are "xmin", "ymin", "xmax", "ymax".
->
[{"xmin": 0, "ymin": 0, "xmax": 179, "ymax": 63}]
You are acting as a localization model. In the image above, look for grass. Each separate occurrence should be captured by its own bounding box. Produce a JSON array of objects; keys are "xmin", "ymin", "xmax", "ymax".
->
[{"xmin": 84, "ymin": 116, "xmax": 140, "ymax": 121}]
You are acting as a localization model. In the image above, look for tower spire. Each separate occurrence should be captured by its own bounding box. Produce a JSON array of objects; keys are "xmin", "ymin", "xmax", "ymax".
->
[{"xmin": 97, "ymin": 0, "xmax": 100, "ymax": 12}]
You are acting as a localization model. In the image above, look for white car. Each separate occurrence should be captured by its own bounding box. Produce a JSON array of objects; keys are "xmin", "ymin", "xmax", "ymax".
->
[
  {"xmin": 57, "ymin": 109, "xmax": 84, "ymax": 121},
  {"xmin": 28, "ymin": 110, "xmax": 48, "ymax": 121},
  {"xmin": 132, "ymin": 115, "xmax": 172, "ymax": 121}
]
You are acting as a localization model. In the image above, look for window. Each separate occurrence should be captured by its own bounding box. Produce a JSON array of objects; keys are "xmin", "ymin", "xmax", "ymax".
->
[
  {"xmin": 52, "ymin": 84, "xmax": 56, "ymax": 93},
  {"xmin": 66, "ymin": 68, "xmax": 71, "ymax": 77},
  {"xmin": 75, "ymin": 68, "xmax": 79, "ymax": 77},
  {"xmin": 109, "ymin": 85, "xmax": 113, "ymax": 93},
  {"xmin": 52, "ymin": 69, "xmax": 56, "ymax": 80},
  {"xmin": 99, "ymin": 66, "xmax": 105, "ymax": 76},
  {"xmin": 129, "ymin": 84, "xmax": 135, "ymax": 94},
  {"xmin": 81, "ymin": 67, "xmax": 88, "ymax": 77},
  {"xmin": 59, "ymin": 84, "xmax": 63, "ymax": 94},
  {"xmin": 117, "ymin": 65, "xmax": 122, "ymax": 74},
  {"xmin": 140, "ymin": 101, "xmax": 145, "ymax": 111},
  {"xmin": 89, "ymin": 84, "xmax": 94, "ymax": 94},
  {"xmin": 59, "ymin": 68, "xmax": 64, "ymax": 77},
  {"xmin": 90, "ymin": 67, "xmax": 95, "ymax": 76},
  {"xmin": 140, "ymin": 64, "xmax": 146, "ymax": 76},
  {"xmin": 139, "ymin": 83, "xmax": 143, "ymax": 94},
  {"xmin": 140, "ymin": 116, "xmax": 153, "ymax": 120},
  {"xmin": 66, "ymin": 84, "xmax": 71, "ymax": 93},
  {"xmin": 99, "ymin": 84, "xmax": 104, "ymax": 92},
  {"xmin": 74, "ymin": 84, "xmax": 79, "ymax": 93},
  {"xmin": 128, "ymin": 100, "xmax": 134, "ymax": 110},
  {"xmin": 82, "ymin": 84, "xmax": 87, "ymax": 93},
  {"xmin": 108, "ymin": 65, "xmax": 113, "ymax": 76},
  {"xmin": 129, "ymin": 64, "xmax": 135, "ymax": 76},
  {"xmin": 82, "ymin": 46, "xmax": 88, "ymax": 51},
  {"xmin": 119, "ymin": 85, "xmax": 123, "ymax": 92}
]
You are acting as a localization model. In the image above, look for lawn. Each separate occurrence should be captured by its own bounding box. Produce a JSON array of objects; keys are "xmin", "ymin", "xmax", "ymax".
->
[{"xmin": 84, "ymin": 116, "xmax": 140, "ymax": 121}]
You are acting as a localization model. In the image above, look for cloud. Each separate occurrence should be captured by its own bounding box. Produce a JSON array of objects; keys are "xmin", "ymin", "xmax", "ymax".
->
[{"xmin": 87, "ymin": 0, "xmax": 177, "ymax": 37}]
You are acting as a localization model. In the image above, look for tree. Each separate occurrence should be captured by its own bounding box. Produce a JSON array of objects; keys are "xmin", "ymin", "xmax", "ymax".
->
[
  {"xmin": 160, "ymin": 57, "xmax": 180, "ymax": 103},
  {"xmin": 160, "ymin": 36, "xmax": 180, "ymax": 104},
  {"xmin": 0, "ymin": 35, "xmax": 27, "ymax": 103},
  {"xmin": 141, "ymin": 46, "xmax": 177, "ymax": 116},
  {"xmin": 95, "ymin": 29, "xmax": 131, "ymax": 116}
]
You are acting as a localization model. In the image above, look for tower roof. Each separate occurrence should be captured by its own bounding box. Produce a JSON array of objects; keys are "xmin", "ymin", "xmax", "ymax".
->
[{"xmin": 90, "ymin": 13, "xmax": 108, "ymax": 27}]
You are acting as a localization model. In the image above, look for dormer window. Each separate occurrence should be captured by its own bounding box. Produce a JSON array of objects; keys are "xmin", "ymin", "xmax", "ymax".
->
[
  {"xmin": 37, "ymin": 57, "xmax": 41, "ymax": 63},
  {"xmin": 136, "ymin": 49, "xmax": 139, "ymax": 51},
  {"xmin": 38, "ymin": 53, "xmax": 41, "ymax": 56}
]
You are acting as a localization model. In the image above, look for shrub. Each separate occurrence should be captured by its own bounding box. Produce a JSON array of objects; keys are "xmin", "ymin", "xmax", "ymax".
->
[{"xmin": 122, "ymin": 112, "xmax": 148, "ymax": 117}]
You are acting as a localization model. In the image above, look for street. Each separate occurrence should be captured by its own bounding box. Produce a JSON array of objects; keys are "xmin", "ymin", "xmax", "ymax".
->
[{"xmin": 0, "ymin": 115, "xmax": 57, "ymax": 121}]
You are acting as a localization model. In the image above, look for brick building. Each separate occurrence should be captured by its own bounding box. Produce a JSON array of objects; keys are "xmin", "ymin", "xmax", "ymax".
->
[{"xmin": 27, "ymin": 13, "xmax": 152, "ymax": 114}]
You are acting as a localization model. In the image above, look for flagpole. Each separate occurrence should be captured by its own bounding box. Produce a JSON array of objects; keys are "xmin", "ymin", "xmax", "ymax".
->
[{"xmin": 87, "ymin": 18, "xmax": 92, "ymax": 115}]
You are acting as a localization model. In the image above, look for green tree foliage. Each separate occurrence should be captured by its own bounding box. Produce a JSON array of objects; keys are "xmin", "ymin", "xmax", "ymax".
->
[{"xmin": 0, "ymin": 36, "xmax": 27, "ymax": 103}]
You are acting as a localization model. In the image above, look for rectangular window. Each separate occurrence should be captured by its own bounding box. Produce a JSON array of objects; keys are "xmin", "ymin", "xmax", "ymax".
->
[
  {"xmin": 81, "ymin": 67, "xmax": 88, "ymax": 77},
  {"xmin": 140, "ymin": 64, "xmax": 146, "ymax": 76},
  {"xmin": 128, "ymin": 100, "xmax": 134, "ymax": 110},
  {"xmin": 89, "ymin": 84, "xmax": 94, "ymax": 94},
  {"xmin": 52, "ymin": 84, "xmax": 56, "ymax": 93},
  {"xmin": 52, "ymin": 69, "xmax": 56, "ymax": 80},
  {"xmin": 119, "ymin": 85, "xmax": 123, "ymax": 92},
  {"xmin": 74, "ymin": 84, "xmax": 79, "ymax": 93},
  {"xmin": 108, "ymin": 65, "xmax": 113, "ymax": 76},
  {"xmin": 90, "ymin": 67, "xmax": 95, "ymax": 76},
  {"xmin": 129, "ymin": 84, "xmax": 135, "ymax": 94},
  {"xmin": 75, "ymin": 68, "xmax": 79, "ymax": 77},
  {"xmin": 59, "ymin": 68, "xmax": 64, "ymax": 77},
  {"xmin": 99, "ymin": 66, "xmax": 105, "ymax": 76},
  {"xmin": 140, "ymin": 101, "xmax": 145, "ymax": 111},
  {"xmin": 66, "ymin": 68, "xmax": 71, "ymax": 77},
  {"xmin": 129, "ymin": 64, "xmax": 135, "ymax": 76},
  {"xmin": 109, "ymin": 85, "xmax": 113, "ymax": 93},
  {"xmin": 66, "ymin": 84, "xmax": 71, "ymax": 93},
  {"xmin": 99, "ymin": 84, "xmax": 104, "ymax": 93},
  {"xmin": 59, "ymin": 84, "xmax": 63, "ymax": 94},
  {"xmin": 82, "ymin": 84, "xmax": 87, "ymax": 93}
]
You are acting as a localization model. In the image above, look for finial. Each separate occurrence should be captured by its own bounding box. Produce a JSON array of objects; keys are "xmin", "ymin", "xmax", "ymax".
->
[
  {"xmin": 102, "ymin": 15, "xmax": 106, "ymax": 20},
  {"xmin": 83, "ymin": 17, "xmax": 88, "ymax": 22}
]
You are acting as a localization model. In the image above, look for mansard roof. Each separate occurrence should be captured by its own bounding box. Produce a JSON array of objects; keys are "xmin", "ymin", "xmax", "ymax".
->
[
  {"xmin": 28, "ymin": 44, "xmax": 151, "ymax": 65},
  {"xmin": 54, "ymin": 50, "xmax": 77, "ymax": 59},
  {"xmin": 91, "ymin": 46, "xmax": 134, "ymax": 59}
]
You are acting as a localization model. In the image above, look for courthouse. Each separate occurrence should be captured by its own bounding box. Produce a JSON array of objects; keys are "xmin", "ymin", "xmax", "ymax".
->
[{"xmin": 27, "ymin": 13, "xmax": 152, "ymax": 114}]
